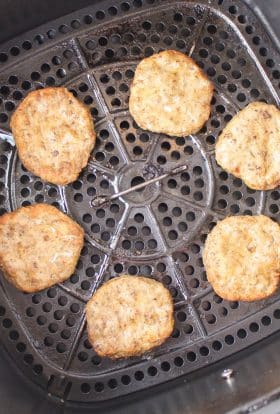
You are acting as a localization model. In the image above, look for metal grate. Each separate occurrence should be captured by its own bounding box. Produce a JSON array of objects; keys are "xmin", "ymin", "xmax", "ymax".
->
[{"xmin": 0, "ymin": 0, "xmax": 279, "ymax": 404}]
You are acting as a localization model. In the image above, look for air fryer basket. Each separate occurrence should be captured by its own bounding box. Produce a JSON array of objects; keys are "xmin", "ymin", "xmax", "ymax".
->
[{"xmin": 0, "ymin": 0, "xmax": 279, "ymax": 404}]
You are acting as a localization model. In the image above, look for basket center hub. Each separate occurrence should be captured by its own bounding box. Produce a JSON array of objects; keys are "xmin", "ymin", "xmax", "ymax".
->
[{"xmin": 118, "ymin": 162, "xmax": 160, "ymax": 205}]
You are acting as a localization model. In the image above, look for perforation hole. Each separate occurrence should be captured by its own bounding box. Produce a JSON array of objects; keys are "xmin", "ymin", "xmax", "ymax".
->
[
  {"xmin": 225, "ymin": 335, "xmax": 234, "ymax": 345},
  {"xmin": 249, "ymin": 322, "xmax": 259, "ymax": 332},
  {"xmin": 10, "ymin": 47, "xmax": 20, "ymax": 56},
  {"xmin": 81, "ymin": 383, "xmax": 91, "ymax": 393},
  {"xmin": 205, "ymin": 314, "xmax": 216, "ymax": 324},
  {"xmin": 0, "ymin": 86, "xmax": 9, "ymax": 97},
  {"xmin": 237, "ymin": 329, "xmax": 247, "ymax": 339},
  {"xmin": 33, "ymin": 365, "xmax": 43, "ymax": 375},
  {"xmin": 186, "ymin": 351, "xmax": 196, "ymax": 362},
  {"xmin": 2, "ymin": 318, "xmax": 12, "ymax": 328},
  {"xmin": 105, "ymin": 378, "xmax": 117, "ymax": 390},
  {"xmin": 0, "ymin": 113, "xmax": 8, "ymax": 123},
  {"xmin": 134, "ymin": 371, "xmax": 144, "ymax": 381},
  {"xmin": 174, "ymin": 356, "xmax": 184, "ymax": 367},
  {"xmin": 121, "ymin": 375, "xmax": 131, "ymax": 385},
  {"xmin": 46, "ymin": 77, "xmax": 55, "ymax": 86},
  {"xmin": 212, "ymin": 340, "xmax": 222, "ymax": 350},
  {"xmin": 71, "ymin": 19, "xmax": 81, "ymax": 29},
  {"xmin": 94, "ymin": 382, "xmax": 104, "ymax": 393},
  {"xmin": 161, "ymin": 361, "xmax": 171, "ymax": 371},
  {"xmin": 273, "ymin": 309, "xmax": 280, "ymax": 319},
  {"xmin": 199, "ymin": 346, "xmax": 209, "ymax": 356},
  {"xmin": 16, "ymin": 342, "xmax": 26, "ymax": 353},
  {"xmin": 9, "ymin": 330, "xmax": 19, "ymax": 341},
  {"xmin": 177, "ymin": 311, "xmax": 187, "ymax": 322},
  {"xmin": 37, "ymin": 315, "xmax": 46, "ymax": 326},
  {"xmin": 0, "ymin": 53, "xmax": 8, "ymax": 63},
  {"xmin": 44, "ymin": 336, "xmax": 54, "ymax": 347},
  {"xmin": 184, "ymin": 324, "xmax": 193, "ymax": 335},
  {"xmin": 255, "ymin": 314, "xmax": 269, "ymax": 329},
  {"xmin": 219, "ymin": 307, "xmax": 228, "ymax": 317},
  {"xmin": 148, "ymin": 366, "xmax": 157, "ymax": 376}
]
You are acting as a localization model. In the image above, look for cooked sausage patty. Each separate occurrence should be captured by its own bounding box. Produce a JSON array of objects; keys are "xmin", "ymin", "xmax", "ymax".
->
[
  {"xmin": 86, "ymin": 275, "xmax": 174, "ymax": 358},
  {"xmin": 129, "ymin": 50, "xmax": 213, "ymax": 137},
  {"xmin": 216, "ymin": 102, "xmax": 280, "ymax": 190},
  {"xmin": 10, "ymin": 87, "xmax": 96, "ymax": 185},
  {"xmin": 203, "ymin": 215, "xmax": 280, "ymax": 301},
  {"xmin": 0, "ymin": 204, "xmax": 84, "ymax": 292}
]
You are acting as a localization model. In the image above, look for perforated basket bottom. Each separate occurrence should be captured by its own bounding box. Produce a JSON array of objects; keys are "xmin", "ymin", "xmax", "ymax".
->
[{"xmin": 0, "ymin": 0, "xmax": 279, "ymax": 403}]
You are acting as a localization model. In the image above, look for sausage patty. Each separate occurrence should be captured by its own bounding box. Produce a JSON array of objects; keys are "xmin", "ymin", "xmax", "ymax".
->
[
  {"xmin": 86, "ymin": 275, "xmax": 174, "ymax": 358},
  {"xmin": 203, "ymin": 215, "xmax": 280, "ymax": 301},
  {"xmin": 129, "ymin": 50, "xmax": 213, "ymax": 137},
  {"xmin": 216, "ymin": 102, "xmax": 280, "ymax": 190},
  {"xmin": 10, "ymin": 87, "xmax": 96, "ymax": 185},
  {"xmin": 0, "ymin": 204, "xmax": 84, "ymax": 292}
]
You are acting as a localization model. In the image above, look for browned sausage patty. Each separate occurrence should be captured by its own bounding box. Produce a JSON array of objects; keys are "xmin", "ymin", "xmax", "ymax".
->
[
  {"xmin": 0, "ymin": 204, "xmax": 84, "ymax": 292},
  {"xmin": 129, "ymin": 50, "xmax": 213, "ymax": 137},
  {"xmin": 216, "ymin": 102, "xmax": 280, "ymax": 190},
  {"xmin": 203, "ymin": 215, "xmax": 280, "ymax": 301},
  {"xmin": 10, "ymin": 87, "xmax": 96, "ymax": 185},
  {"xmin": 86, "ymin": 275, "xmax": 174, "ymax": 358}
]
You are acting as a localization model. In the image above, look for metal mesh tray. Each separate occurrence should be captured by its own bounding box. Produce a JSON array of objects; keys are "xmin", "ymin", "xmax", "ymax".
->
[{"xmin": 0, "ymin": 0, "xmax": 279, "ymax": 404}]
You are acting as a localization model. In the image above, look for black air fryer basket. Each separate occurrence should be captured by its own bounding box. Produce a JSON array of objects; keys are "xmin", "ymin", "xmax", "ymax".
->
[{"xmin": 0, "ymin": 0, "xmax": 279, "ymax": 409}]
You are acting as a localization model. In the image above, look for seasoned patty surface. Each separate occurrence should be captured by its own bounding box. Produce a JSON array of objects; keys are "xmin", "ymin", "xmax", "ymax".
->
[
  {"xmin": 0, "ymin": 204, "xmax": 84, "ymax": 293},
  {"xmin": 216, "ymin": 102, "xmax": 280, "ymax": 190},
  {"xmin": 86, "ymin": 275, "xmax": 174, "ymax": 358},
  {"xmin": 129, "ymin": 50, "xmax": 213, "ymax": 137},
  {"xmin": 203, "ymin": 215, "xmax": 280, "ymax": 301},
  {"xmin": 10, "ymin": 87, "xmax": 96, "ymax": 185}
]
